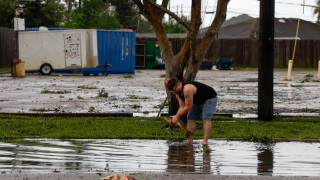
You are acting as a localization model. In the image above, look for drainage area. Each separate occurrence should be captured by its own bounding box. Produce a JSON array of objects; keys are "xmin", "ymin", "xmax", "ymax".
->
[{"xmin": 0, "ymin": 139, "xmax": 319, "ymax": 176}]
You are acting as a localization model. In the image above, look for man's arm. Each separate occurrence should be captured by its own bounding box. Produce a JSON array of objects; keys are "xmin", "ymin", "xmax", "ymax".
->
[
  {"xmin": 171, "ymin": 84, "xmax": 196, "ymax": 124},
  {"xmin": 175, "ymin": 94, "xmax": 185, "ymax": 117}
]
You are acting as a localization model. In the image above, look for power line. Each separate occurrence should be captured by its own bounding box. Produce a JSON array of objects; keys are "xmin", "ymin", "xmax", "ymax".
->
[{"xmin": 165, "ymin": 0, "xmax": 317, "ymax": 26}]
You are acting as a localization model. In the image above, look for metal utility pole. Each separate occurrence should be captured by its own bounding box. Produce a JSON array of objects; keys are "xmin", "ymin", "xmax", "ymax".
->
[{"xmin": 258, "ymin": 0, "xmax": 274, "ymax": 121}]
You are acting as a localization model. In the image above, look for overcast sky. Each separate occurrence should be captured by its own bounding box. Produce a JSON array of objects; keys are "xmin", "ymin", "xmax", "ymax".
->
[{"xmin": 166, "ymin": 0, "xmax": 318, "ymax": 27}]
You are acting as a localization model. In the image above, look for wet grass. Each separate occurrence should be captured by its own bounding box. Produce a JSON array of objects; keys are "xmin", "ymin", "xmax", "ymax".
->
[
  {"xmin": 30, "ymin": 108, "xmax": 61, "ymax": 112},
  {"xmin": 0, "ymin": 68, "xmax": 10, "ymax": 73},
  {"xmin": 300, "ymin": 74, "xmax": 320, "ymax": 83},
  {"xmin": 97, "ymin": 89, "xmax": 108, "ymax": 98},
  {"xmin": 123, "ymin": 74, "xmax": 133, "ymax": 78},
  {"xmin": 128, "ymin": 95, "xmax": 149, "ymax": 99},
  {"xmin": 41, "ymin": 89, "xmax": 71, "ymax": 94},
  {"xmin": 77, "ymin": 85, "xmax": 97, "ymax": 89},
  {"xmin": 0, "ymin": 114, "xmax": 319, "ymax": 142}
]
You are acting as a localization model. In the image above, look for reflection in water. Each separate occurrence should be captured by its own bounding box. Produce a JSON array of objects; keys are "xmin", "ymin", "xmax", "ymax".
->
[
  {"xmin": 166, "ymin": 143, "xmax": 212, "ymax": 174},
  {"xmin": 287, "ymin": 83, "xmax": 292, "ymax": 99},
  {"xmin": 64, "ymin": 140, "xmax": 87, "ymax": 170},
  {"xmin": 167, "ymin": 144, "xmax": 195, "ymax": 173},
  {"xmin": 0, "ymin": 139, "xmax": 319, "ymax": 176},
  {"xmin": 202, "ymin": 145, "xmax": 211, "ymax": 173},
  {"xmin": 257, "ymin": 143, "xmax": 274, "ymax": 176}
]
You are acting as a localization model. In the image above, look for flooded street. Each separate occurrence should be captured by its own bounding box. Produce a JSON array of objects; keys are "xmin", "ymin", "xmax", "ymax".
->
[
  {"xmin": 0, "ymin": 70, "xmax": 320, "ymax": 115},
  {"xmin": 0, "ymin": 139, "xmax": 319, "ymax": 177}
]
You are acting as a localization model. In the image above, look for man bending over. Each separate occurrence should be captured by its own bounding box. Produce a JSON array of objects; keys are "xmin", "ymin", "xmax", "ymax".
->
[{"xmin": 167, "ymin": 78, "xmax": 218, "ymax": 145}]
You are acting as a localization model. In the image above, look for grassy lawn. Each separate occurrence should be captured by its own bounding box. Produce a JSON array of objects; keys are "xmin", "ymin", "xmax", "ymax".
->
[
  {"xmin": 0, "ymin": 68, "xmax": 10, "ymax": 73},
  {"xmin": 0, "ymin": 114, "xmax": 319, "ymax": 142}
]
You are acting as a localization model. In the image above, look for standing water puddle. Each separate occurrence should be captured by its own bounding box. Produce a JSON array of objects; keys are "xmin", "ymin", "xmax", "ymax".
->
[{"xmin": 0, "ymin": 139, "xmax": 319, "ymax": 176}]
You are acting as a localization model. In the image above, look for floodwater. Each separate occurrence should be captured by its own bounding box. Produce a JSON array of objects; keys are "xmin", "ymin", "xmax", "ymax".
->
[{"xmin": 0, "ymin": 139, "xmax": 319, "ymax": 176}]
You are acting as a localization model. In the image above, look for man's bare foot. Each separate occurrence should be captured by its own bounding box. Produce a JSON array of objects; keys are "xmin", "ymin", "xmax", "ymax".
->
[
  {"xmin": 185, "ymin": 139, "xmax": 193, "ymax": 144},
  {"xmin": 202, "ymin": 141, "xmax": 208, "ymax": 145},
  {"xmin": 202, "ymin": 144, "xmax": 211, "ymax": 154}
]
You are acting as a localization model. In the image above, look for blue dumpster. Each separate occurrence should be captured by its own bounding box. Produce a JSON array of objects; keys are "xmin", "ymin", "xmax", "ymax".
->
[
  {"xmin": 200, "ymin": 61, "xmax": 215, "ymax": 70},
  {"xmin": 217, "ymin": 58, "xmax": 234, "ymax": 70}
]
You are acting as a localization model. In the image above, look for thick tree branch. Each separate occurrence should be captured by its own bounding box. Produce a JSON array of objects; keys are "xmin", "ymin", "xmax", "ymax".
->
[
  {"xmin": 132, "ymin": 0, "xmax": 147, "ymax": 16},
  {"xmin": 200, "ymin": 0, "xmax": 229, "ymax": 43},
  {"xmin": 183, "ymin": 0, "xmax": 230, "ymax": 81},
  {"xmin": 197, "ymin": 0, "xmax": 230, "ymax": 57},
  {"xmin": 161, "ymin": 0, "xmax": 169, "ymax": 8},
  {"xmin": 144, "ymin": 0, "xmax": 195, "ymax": 32},
  {"xmin": 189, "ymin": 0, "xmax": 202, "ymax": 58},
  {"xmin": 175, "ymin": 0, "xmax": 201, "ymax": 68},
  {"xmin": 132, "ymin": 0, "xmax": 144, "ymax": 10}
]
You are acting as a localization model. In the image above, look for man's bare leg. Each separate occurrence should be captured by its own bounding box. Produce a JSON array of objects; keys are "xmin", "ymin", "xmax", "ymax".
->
[
  {"xmin": 186, "ymin": 120, "xmax": 196, "ymax": 144},
  {"xmin": 202, "ymin": 120, "xmax": 212, "ymax": 145}
]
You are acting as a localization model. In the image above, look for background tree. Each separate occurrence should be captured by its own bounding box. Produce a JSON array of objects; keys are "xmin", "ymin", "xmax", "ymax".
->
[
  {"xmin": 137, "ymin": 17, "xmax": 154, "ymax": 33},
  {"xmin": 22, "ymin": 0, "xmax": 65, "ymax": 28},
  {"xmin": 314, "ymin": 0, "xmax": 320, "ymax": 24},
  {"xmin": 0, "ymin": 0, "xmax": 65, "ymax": 28},
  {"xmin": 65, "ymin": 0, "xmax": 75, "ymax": 13},
  {"xmin": 64, "ymin": 0, "xmax": 120, "ymax": 29},
  {"xmin": 0, "ymin": 0, "xmax": 18, "ymax": 28},
  {"xmin": 133, "ymin": 0, "xmax": 229, "ymax": 114},
  {"xmin": 0, "ymin": 0, "xmax": 151, "ymax": 30},
  {"xmin": 163, "ymin": 16, "xmax": 188, "ymax": 33},
  {"xmin": 109, "ymin": 0, "xmax": 139, "ymax": 29}
]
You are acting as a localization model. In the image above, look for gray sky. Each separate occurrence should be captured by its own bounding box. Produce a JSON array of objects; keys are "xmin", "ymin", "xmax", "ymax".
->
[{"xmin": 166, "ymin": 0, "xmax": 318, "ymax": 27}]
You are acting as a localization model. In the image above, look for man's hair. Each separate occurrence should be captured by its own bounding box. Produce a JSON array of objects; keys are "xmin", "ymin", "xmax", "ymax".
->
[{"xmin": 167, "ymin": 78, "xmax": 180, "ymax": 91}]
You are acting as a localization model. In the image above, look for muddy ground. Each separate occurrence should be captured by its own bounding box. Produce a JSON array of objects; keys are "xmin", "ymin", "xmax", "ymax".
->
[{"xmin": 0, "ymin": 69, "xmax": 320, "ymax": 116}]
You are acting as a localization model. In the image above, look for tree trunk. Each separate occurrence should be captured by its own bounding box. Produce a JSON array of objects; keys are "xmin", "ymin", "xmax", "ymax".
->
[
  {"xmin": 133, "ymin": 0, "xmax": 230, "ymax": 115},
  {"xmin": 184, "ymin": 0, "xmax": 230, "ymax": 81},
  {"xmin": 66, "ymin": 0, "xmax": 72, "ymax": 13}
]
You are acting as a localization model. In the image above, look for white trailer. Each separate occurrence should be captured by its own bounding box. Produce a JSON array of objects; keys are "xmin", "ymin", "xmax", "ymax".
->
[{"xmin": 18, "ymin": 29, "xmax": 98, "ymax": 75}]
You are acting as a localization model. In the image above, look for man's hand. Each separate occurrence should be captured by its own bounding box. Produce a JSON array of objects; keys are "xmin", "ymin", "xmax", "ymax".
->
[{"xmin": 170, "ymin": 115, "xmax": 179, "ymax": 126}]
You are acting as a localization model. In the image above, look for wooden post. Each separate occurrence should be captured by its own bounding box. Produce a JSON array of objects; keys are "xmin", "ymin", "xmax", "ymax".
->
[
  {"xmin": 318, "ymin": 60, "xmax": 320, "ymax": 80},
  {"xmin": 286, "ymin": 19, "xmax": 300, "ymax": 81},
  {"xmin": 286, "ymin": 60, "xmax": 293, "ymax": 80},
  {"xmin": 258, "ymin": 0, "xmax": 275, "ymax": 121}
]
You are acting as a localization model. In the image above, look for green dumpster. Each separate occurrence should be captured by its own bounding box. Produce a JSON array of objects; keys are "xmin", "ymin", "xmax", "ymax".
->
[{"xmin": 145, "ymin": 42, "xmax": 165, "ymax": 69}]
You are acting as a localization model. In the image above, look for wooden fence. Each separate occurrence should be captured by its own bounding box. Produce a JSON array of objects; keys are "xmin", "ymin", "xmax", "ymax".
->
[
  {"xmin": 0, "ymin": 27, "xmax": 18, "ymax": 68},
  {"xmin": 137, "ymin": 37, "xmax": 320, "ymax": 68}
]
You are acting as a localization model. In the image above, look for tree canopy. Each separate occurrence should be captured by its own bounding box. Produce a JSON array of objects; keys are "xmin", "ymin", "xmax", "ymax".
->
[
  {"xmin": 23, "ymin": 0, "xmax": 65, "ymax": 28},
  {"xmin": 0, "ymin": 0, "xmax": 17, "ymax": 28},
  {"xmin": 164, "ymin": 17, "xmax": 187, "ymax": 33},
  {"xmin": 0, "ymin": 0, "xmax": 64, "ymax": 28},
  {"xmin": 0, "ymin": 0, "xmax": 188, "ymax": 32},
  {"xmin": 64, "ymin": 0, "xmax": 120, "ymax": 29}
]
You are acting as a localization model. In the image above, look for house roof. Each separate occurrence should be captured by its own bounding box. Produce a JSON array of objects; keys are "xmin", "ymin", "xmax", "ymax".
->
[
  {"xmin": 137, "ymin": 16, "xmax": 320, "ymax": 40},
  {"xmin": 222, "ymin": 14, "xmax": 253, "ymax": 27},
  {"xmin": 199, "ymin": 14, "xmax": 253, "ymax": 35},
  {"xmin": 136, "ymin": 33, "xmax": 187, "ymax": 38},
  {"xmin": 215, "ymin": 18, "xmax": 320, "ymax": 39}
]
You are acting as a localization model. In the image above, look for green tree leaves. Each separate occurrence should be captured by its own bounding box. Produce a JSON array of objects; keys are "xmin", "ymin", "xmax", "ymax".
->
[
  {"xmin": 0, "ymin": 0, "xmax": 65, "ymax": 28},
  {"xmin": 64, "ymin": 0, "xmax": 120, "ymax": 29},
  {"xmin": 23, "ymin": 0, "xmax": 65, "ymax": 28},
  {"xmin": 0, "ymin": 0, "xmax": 19, "ymax": 28},
  {"xmin": 0, "ymin": 0, "xmax": 184, "ymax": 32},
  {"xmin": 163, "ymin": 19, "xmax": 187, "ymax": 33}
]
